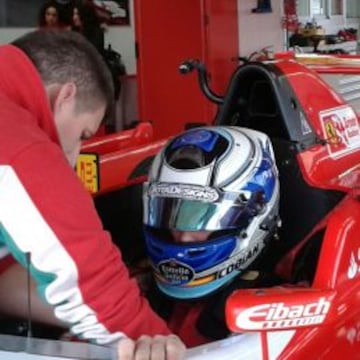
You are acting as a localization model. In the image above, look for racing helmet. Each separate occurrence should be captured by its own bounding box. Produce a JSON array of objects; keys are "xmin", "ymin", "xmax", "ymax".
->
[{"xmin": 143, "ymin": 126, "xmax": 280, "ymax": 299}]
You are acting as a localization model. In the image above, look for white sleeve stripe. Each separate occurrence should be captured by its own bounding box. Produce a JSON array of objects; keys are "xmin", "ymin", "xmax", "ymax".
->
[{"xmin": 0, "ymin": 165, "xmax": 124, "ymax": 344}]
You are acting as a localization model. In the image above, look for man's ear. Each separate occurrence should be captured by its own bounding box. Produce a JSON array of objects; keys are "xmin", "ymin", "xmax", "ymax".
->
[{"xmin": 48, "ymin": 82, "xmax": 77, "ymax": 114}]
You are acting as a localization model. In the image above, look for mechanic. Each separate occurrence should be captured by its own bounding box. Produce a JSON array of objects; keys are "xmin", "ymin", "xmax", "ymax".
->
[
  {"xmin": 143, "ymin": 126, "xmax": 283, "ymax": 347},
  {"xmin": 0, "ymin": 30, "xmax": 185, "ymax": 360}
]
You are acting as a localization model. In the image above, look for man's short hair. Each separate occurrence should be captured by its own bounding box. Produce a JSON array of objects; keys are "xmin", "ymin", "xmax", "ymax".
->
[{"xmin": 12, "ymin": 30, "xmax": 115, "ymax": 123}]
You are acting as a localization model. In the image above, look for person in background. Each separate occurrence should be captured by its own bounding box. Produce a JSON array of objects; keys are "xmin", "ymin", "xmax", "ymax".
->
[
  {"xmin": 0, "ymin": 29, "xmax": 185, "ymax": 360},
  {"xmin": 72, "ymin": 0, "xmax": 123, "ymax": 116},
  {"xmin": 55, "ymin": 0, "xmax": 76, "ymax": 28},
  {"xmin": 142, "ymin": 126, "xmax": 283, "ymax": 347},
  {"xmin": 38, "ymin": 1, "xmax": 62, "ymax": 30},
  {"xmin": 72, "ymin": 0, "xmax": 105, "ymax": 55}
]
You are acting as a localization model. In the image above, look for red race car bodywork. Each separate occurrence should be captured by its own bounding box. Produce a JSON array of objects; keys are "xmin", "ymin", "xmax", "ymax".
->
[
  {"xmin": 77, "ymin": 54, "xmax": 360, "ymax": 359},
  {"xmin": 78, "ymin": 122, "xmax": 168, "ymax": 194}
]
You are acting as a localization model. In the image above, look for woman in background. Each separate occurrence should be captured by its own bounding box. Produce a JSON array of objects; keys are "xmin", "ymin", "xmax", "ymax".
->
[
  {"xmin": 72, "ymin": 0, "xmax": 124, "ymax": 105},
  {"xmin": 72, "ymin": 0, "xmax": 105, "ymax": 54},
  {"xmin": 38, "ymin": 0, "xmax": 74, "ymax": 30},
  {"xmin": 38, "ymin": 1, "xmax": 62, "ymax": 29}
]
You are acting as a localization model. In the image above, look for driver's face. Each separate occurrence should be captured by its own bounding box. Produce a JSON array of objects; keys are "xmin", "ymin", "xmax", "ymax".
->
[{"xmin": 171, "ymin": 230, "xmax": 211, "ymax": 243}]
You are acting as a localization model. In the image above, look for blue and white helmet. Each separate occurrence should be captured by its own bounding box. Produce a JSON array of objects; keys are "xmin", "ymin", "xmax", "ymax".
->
[{"xmin": 143, "ymin": 126, "xmax": 280, "ymax": 299}]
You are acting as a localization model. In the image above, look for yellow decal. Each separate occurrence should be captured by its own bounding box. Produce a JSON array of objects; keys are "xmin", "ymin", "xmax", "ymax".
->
[
  {"xmin": 76, "ymin": 153, "xmax": 99, "ymax": 193},
  {"xmin": 325, "ymin": 121, "xmax": 341, "ymax": 146}
]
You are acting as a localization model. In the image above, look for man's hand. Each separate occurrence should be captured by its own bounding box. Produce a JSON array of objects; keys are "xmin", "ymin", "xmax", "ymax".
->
[{"xmin": 118, "ymin": 334, "xmax": 186, "ymax": 360}]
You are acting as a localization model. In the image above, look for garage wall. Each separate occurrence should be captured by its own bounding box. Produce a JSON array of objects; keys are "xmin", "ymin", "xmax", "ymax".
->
[
  {"xmin": 237, "ymin": 0, "xmax": 285, "ymax": 57},
  {"xmin": 0, "ymin": 0, "xmax": 285, "ymax": 75}
]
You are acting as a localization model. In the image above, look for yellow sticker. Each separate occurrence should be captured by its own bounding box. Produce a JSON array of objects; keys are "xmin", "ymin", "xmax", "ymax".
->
[{"xmin": 76, "ymin": 153, "xmax": 99, "ymax": 193}]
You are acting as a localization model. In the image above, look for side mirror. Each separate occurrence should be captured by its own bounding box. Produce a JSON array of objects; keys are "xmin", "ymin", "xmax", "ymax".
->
[{"xmin": 226, "ymin": 286, "xmax": 336, "ymax": 332}]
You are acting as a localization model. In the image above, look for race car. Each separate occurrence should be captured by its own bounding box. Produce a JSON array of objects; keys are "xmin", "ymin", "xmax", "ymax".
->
[
  {"xmin": 3, "ymin": 53, "xmax": 360, "ymax": 359},
  {"xmin": 201, "ymin": 53, "xmax": 360, "ymax": 359},
  {"xmin": 85, "ymin": 53, "xmax": 360, "ymax": 359}
]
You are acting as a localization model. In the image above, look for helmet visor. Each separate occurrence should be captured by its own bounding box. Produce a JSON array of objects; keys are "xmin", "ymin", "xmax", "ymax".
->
[{"xmin": 143, "ymin": 182, "xmax": 264, "ymax": 231}]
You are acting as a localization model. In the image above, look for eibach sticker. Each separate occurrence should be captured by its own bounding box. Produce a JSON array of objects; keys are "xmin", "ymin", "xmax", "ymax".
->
[
  {"xmin": 320, "ymin": 106, "xmax": 360, "ymax": 159},
  {"xmin": 235, "ymin": 297, "xmax": 331, "ymax": 330}
]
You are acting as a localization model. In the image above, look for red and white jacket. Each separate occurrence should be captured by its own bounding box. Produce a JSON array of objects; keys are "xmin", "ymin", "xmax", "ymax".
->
[{"xmin": 0, "ymin": 44, "xmax": 169, "ymax": 344}]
